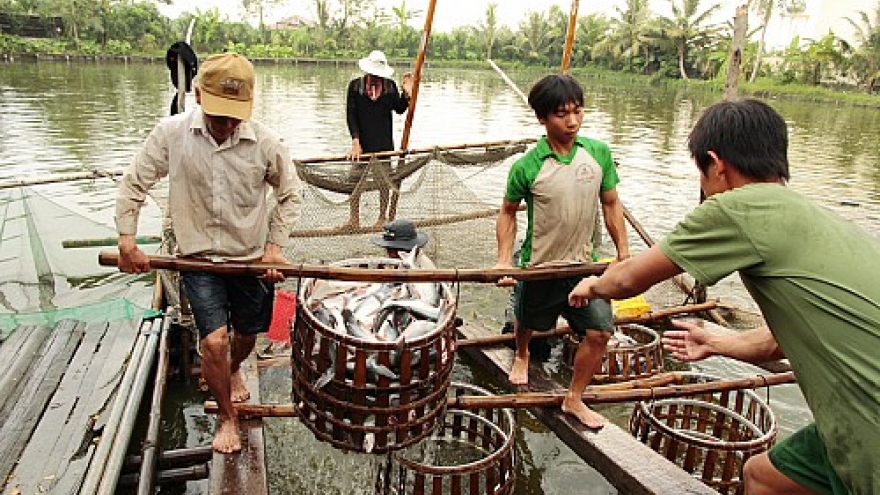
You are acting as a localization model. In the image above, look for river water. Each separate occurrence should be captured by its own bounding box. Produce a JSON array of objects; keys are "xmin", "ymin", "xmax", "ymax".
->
[{"xmin": 1, "ymin": 60, "xmax": 878, "ymax": 494}]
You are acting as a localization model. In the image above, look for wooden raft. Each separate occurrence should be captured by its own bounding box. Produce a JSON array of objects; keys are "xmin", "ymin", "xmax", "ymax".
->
[
  {"xmin": 208, "ymin": 353, "xmax": 268, "ymax": 495},
  {"xmin": 0, "ymin": 318, "xmax": 143, "ymax": 495},
  {"xmin": 456, "ymin": 322, "xmax": 718, "ymax": 495}
]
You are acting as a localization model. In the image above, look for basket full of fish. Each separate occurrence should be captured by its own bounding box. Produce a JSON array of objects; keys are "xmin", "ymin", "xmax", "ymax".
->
[{"xmin": 290, "ymin": 255, "xmax": 457, "ymax": 454}]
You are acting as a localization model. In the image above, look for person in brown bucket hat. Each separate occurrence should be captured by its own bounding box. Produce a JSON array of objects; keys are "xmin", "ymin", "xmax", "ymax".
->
[{"xmin": 115, "ymin": 52, "xmax": 303, "ymax": 454}]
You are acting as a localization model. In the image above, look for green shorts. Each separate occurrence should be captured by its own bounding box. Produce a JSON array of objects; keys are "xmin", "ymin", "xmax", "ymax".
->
[
  {"xmin": 768, "ymin": 423, "xmax": 848, "ymax": 495},
  {"xmin": 514, "ymin": 277, "xmax": 613, "ymax": 335}
]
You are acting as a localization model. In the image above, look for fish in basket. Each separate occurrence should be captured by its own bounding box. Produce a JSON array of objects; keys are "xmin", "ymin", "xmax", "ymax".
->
[{"xmin": 290, "ymin": 256, "xmax": 458, "ymax": 454}]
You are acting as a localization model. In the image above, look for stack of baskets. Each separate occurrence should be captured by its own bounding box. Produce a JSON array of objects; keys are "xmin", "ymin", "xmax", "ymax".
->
[
  {"xmin": 628, "ymin": 372, "xmax": 778, "ymax": 494},
  {"xmin": 290, "ymin": 257, "xmax": 457, "ymax": 454},
  {"xmin": 376, "ymin": 382, "xmax": 517, "ymax": 495}
]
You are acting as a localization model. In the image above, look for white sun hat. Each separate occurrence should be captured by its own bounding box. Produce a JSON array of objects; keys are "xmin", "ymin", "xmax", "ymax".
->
[{"xmin": 358, "ymin": 50, "xmax": 395, "ymax": 78}]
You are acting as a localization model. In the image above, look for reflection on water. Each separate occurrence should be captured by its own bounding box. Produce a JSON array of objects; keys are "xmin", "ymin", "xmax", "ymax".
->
[{"xmin": 2, "ymin": 61, "xmax": 878, "ymax": 494}]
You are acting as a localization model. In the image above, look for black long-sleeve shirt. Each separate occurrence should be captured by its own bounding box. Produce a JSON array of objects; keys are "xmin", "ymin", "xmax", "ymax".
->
[{"xmin": 346, "ymin": 76, "xmax": 409, "ymax": 153}]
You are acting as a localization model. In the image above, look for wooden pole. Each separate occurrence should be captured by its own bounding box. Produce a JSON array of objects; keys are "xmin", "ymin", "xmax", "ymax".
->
[
  {"xmin": 724, "ymin": 5, "xmax": 749, "ymax": 101},
  {"xmin": 98, "ymin": 250, "xmax": 608, "ymax": 283},
  {"xmin": 488, "ymin": 59, "xmax": 529, "ymax": 106},
  {"xmin": 560, "ymin": 0, "xmax": 580, "ymax": 73},
  {"xmin": 451, "ymin": 371, "xmax": 796, "ymax": 409},
  {"xmin": 205, "ymin": 372, "xmax": 795, "ymax": 416},
  {"xmin": 399, "ymin": 0, "xmax": 438, "ymax": 151},
  {"xmin": 137, "ymin": 319, "xmax": 171, "ymax": 495},
  {"xmin": 457, "ymin": 301, "xmax": 719, "ymax": 348}
]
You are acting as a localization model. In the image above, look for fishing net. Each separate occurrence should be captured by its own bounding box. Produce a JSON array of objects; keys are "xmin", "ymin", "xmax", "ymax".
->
[{"xmin": 0, "ymin": 187, "xmax": 156, "ymax": 337}]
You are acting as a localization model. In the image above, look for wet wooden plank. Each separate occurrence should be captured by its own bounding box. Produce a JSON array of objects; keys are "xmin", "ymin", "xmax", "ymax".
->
[
  {"xmin": 3, "ymin": 318, "xmax": 142, "ymax": 495},
  {"xmin": 0, "ymin": 325, "xmax": 52, "ymax": 413},
  {"xmin": 457, "ymin": 323, "xmax": 717, "ymax": 495},
  {"xmin": 209, "ymin": 354, "xmax": 267, "ymax": 495},
  {"xmin": 0, "ymin": 320, "xmax": 84, "ymax": 485}
]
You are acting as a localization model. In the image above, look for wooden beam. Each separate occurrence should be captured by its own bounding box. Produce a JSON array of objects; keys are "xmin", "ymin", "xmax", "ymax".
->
[{"xmin": 208, "ymin": 354, "xmax": 267, "ymax": 495}]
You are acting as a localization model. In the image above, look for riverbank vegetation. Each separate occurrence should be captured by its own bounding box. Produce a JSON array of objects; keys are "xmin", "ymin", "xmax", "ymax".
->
[{"xmin": 1, "ymin": 0, "xmax": 878, "ymax": 99}]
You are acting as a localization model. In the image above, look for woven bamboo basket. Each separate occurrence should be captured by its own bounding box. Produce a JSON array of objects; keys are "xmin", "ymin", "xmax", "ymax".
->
[
  {"xmin": 563, "ymin": 323, "xmax": 664, "ymax": 383},
  {"xmin": 628, "ymin": 372, "xmax": 778, "ymax": 494},
  {"xmin": 376, "ymin": 382, "xmax": 517, "ymax": 495},
  {"xmin": 290, "ymin": 257, "xmax": 457, "ymax": 454}
]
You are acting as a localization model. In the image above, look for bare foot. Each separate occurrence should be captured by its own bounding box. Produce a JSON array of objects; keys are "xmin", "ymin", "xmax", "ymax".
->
[
  {"xmin": 213, "ymin": 418, "xmax": 242, "ymax": 453},
  {"xmin": 231, "ymin": 371, "xmax": 250, "ymax": 403},
  {"xmin": 561, "ymin": 397, "xmax": 606, "ymax": 429},
  {"xmin": 508, "ymin": 353, "xmax": 530, "ymax": 385},
  {"xmin": 373, "ymin": 217, "xmax": 387, "ymax": 228}
]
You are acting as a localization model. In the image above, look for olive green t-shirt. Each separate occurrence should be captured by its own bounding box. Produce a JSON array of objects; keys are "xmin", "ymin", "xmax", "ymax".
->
[{"xmin": 660, "ymin": 183, "xmax": 880, "ymax": 494}]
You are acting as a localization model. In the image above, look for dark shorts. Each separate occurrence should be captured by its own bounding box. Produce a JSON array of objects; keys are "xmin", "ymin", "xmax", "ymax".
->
[
  {"xmin": 181, "ymin": 272, "xmax": 275, "ymax": 339},
  {"xmin": 768, "ymin": 423, "xmax": 848, "ymax": 495},
  {"xmin": 514, "ymin": 277, "xmax": 614, "ymax": 335}
]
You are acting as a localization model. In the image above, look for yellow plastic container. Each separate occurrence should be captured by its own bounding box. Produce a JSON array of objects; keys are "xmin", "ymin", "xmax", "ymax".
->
[
  {"xmin": 599, "ymin": 257, "xmax": 652, "ymax": 318},
  {"xmin": 612, "ymin": 295, "xmax": 652, "ymax": 318}
]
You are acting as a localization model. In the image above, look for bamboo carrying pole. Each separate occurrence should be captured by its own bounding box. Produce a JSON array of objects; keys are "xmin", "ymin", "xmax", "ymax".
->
[
  {"xmin": 98, "ymin": 251, "xmax": 607, "ymax": 283},
  {"xmin": 205, "ymin": 372, "xmax": 795, "ymax": 417},
  {"xmin": 560, "ymin": 0, "xmax": 580, "ymax": 73},
  {"xmin": 456, "ymin": 301, "xmax": 718, "ymax": 348}
]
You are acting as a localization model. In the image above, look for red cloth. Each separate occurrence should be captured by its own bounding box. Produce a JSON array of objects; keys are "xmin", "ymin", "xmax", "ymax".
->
[{"xmin": 267, "ymin": 289, "xmax": 296, "ymax": 343}]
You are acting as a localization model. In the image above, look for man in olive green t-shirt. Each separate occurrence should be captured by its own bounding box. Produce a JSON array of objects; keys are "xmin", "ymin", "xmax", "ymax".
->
[{"xmin": 569, "ymin": 99, "xmax": 879, "ymax": 495}]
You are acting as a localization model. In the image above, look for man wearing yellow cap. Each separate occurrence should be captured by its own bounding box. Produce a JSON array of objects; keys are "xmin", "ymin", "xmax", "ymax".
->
[{"xmin": 115, "ymin": 53, "xmax": 303, "ymax": 454}]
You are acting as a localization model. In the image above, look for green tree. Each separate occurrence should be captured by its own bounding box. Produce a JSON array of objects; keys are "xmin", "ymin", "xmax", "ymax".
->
[
  {"xmin": 475, "ymin": 2, "xmax": 498, "ymax": 60},
  {"xmin": 658, "ymin": 0, "xmax": 720, "ymax": 79},
  {"xmin": 595, "ymin": 0, "xmax": 656, "ymax": 73},
  {"xmin": 516, "ymin": 10, "xmax": 553, "ymax": 65},
  {"xmin": 573, "ymin": 13, "xmax": 611, "ymax": 66},
  {"xmin": 846, "ymin": 2, "xmax": 880, "ymax": 93}
]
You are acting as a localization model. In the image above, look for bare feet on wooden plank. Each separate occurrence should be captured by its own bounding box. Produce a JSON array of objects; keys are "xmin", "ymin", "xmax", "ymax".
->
[
  {"xmin": 231, "ymin": 371, "xmax": 250, "ymax": 403},
  {"xmin": 561, "ymin": 397, "xmax": 606, "ymax": 430},
  {"xmin": 508, "ymin": 353, "xmax": 530, "ymax": 385},
  {"xmin": 213, "ymin": 418, "xmax": 242, "ymax": 453}
]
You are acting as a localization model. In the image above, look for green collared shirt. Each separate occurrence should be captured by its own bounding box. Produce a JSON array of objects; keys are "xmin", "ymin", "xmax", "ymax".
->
[{"xmin": 504, "ymin": 136, "xmax": 619, "ymax": 266}]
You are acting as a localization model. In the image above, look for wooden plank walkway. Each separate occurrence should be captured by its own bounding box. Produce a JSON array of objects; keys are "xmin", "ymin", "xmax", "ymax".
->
[
  {"xmin": 0, "ymin": 317, "xmax": 144, "ymax": 495},
  {"xmin": 208, "ymin": 353, "xmax": 268, "ymax": 495},
  {"xmin": 457, "ymin": 323, "xmax": 718, "ymax": 495}
]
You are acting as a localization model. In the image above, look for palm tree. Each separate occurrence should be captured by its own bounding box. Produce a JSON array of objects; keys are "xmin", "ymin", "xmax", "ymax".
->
[
  {"xmin": 658, "ymin": 0, "xmax": 721, "ymax": 80},
  {"xmin": 595, "ymin": 0, "xmax": 656, "ymax": 73},
  {"xmin": 846, "ymin": 2, "xmax": 880, "ymax": 93},
  {"xmin": 517, "ymin": 11, "xmax": 554, "ymax": 64}
]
